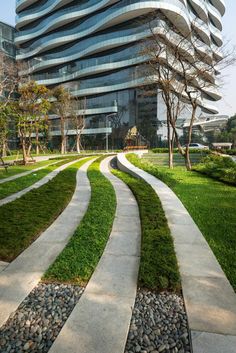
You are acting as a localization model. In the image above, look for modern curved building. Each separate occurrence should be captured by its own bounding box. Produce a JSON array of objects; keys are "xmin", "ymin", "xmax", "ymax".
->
[{"xmin": 15, "ymin": 0, "xmax": 225, "ymax": 148}]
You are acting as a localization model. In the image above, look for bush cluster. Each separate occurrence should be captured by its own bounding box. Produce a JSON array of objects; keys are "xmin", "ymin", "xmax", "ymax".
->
[
  {"xmin": 193, "ymin": 154, "xmax": 236, "ymax": 185},
  {"xmin": 151, "ymin": 147, "xmax": 211, "ymax": 154}
]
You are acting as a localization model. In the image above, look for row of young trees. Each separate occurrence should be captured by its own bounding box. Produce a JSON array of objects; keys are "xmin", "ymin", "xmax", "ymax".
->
[
  {"xmin": 139, "ymin": 16, "xmax": 235, "ymax": 170},
  {"xmin": 0, "ymin": 51, "xmax": 86, "ymax": 164},
  {"xmin": 1, "ymin": 14, "xmax": 235, "ymax": 169}
]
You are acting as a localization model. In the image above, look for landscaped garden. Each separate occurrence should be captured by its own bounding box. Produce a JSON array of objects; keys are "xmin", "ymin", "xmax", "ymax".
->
[
  {"xmin": 127, "ymin": 153, "xmax": 236, "ymax": 291},
  {"xmin": 0, "ymin": 157, "xmax": 92, "ymax": 261}
]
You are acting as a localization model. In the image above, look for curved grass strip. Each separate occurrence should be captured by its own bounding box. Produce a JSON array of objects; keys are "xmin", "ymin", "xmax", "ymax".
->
[
  {"xmin": 0, "ymin": 159, "xmax": 71, "ymax": 200},
  {"xmin": 44, "ymin": 156, "xmax": 116, "ymax": 285},
  {"xmin": 112, "ymin": 168, "xmax": 180, "ymax": 291},
  {"xmin": 0, "ymin": 158, "xmax": 92, "ymax": 262},
  {"xmin": 0, "ymin": 160, "xmax": 56, "ymax": 180},
  {"xmin": 127, "ymin": 153, "xmax": 236, "ymax": 292}
]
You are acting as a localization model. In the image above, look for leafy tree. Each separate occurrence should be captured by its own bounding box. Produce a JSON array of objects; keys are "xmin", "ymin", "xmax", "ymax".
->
[{"xmin": 13, "ymin": 81, "xmax": 51, "ymax": 164}]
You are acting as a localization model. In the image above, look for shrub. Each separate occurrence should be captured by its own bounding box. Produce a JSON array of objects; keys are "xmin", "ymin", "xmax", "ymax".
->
[{"xmin": 193, "ymin": 154, "xmax": 236, "ymax": 185}]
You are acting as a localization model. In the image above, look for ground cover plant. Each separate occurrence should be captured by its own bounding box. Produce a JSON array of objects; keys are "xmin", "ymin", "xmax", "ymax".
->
[
  {"xmin": 127, "ymin": 154, "xmax": 236, "ymax": 291},
  {"xmin": 0, "ymin": 159, "xmax": 69, "ymax": 199},
  {"xmin": 0, "ymin": 160, "xmax": 54, "ymax": 180},
  {"xmin": 0, "ymin": 157, "xmax": 92, "ymax": 262},
  {"xmin": 193, "ymin": 154, "xmax": 236, "ymax": 185},
  {"xmin": 112, "ymin": 168, "xmax": 180, "ymax": 291},
  {"xmin": 44, "ymin": 156, "xmax": 116, "ymax": 285}
]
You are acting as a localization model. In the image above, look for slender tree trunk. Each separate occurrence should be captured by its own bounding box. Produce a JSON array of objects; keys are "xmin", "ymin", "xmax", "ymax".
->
[
  {"xmin": 76, "ymin": 133, "xmax": 82, "ymax": 153},
  {"xmin": 167, "ymin": 116, "xmax": 173, "ymax": 169},
  {"xmin": 60, "ymin": 117, "xmax": 66, "ymax": 154},
  {"xmin": 35, "ymin": 127, "xmax": 39, "ymax": 155},
  {"xmin": 21, "ymin": 137, "xmax": 28, "ymax": 165},
  {"xmin": 184, "ymin": 105, "xmax": 197, "ymax": 171},
  {"xmin": 2, "ymin": 138, "xmax": 7, "ymax": 157}
]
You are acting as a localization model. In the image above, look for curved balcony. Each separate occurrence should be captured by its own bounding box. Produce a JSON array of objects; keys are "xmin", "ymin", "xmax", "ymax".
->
[
  {"xmin": 209, "ymin": 23, "xmax": 223, "ymax": 47},
  {"xmin": 19, "ymin": 18, "xmax": 194, "ymax": 76},
  {"xmin": 15, "ymin": 0, "xmax": 119, "ymax": 35},
  {"xmin": 210, "ymin": 0, "xmax": 225, "ymax": 16},
  {"xmin": 207, "ymin": 2, "xmax": 222, "ymax": 31},
  {"xmin": 188, "ymin": 0, "xmax": 208, "ymax": 23},
  {"xmin": 190, "ymin": 13, "xmax": 211, "ymax": 45},
  {"xmin": 16, "ymin": 0, "xmax": 190, "ymax": 60},
  {"xmin": 16, "ymin": 0, "xmax": 39, "ymax": 13}
]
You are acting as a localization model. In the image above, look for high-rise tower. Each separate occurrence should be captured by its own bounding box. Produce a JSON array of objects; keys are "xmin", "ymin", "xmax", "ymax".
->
[{"xmin": 15, "ymin": 0, "xmax": 225, "ymax": 148}]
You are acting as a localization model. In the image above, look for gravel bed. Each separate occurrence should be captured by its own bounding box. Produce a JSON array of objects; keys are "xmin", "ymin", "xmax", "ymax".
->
[
  {"xmin": 0, "ymin": 283, "xmax": 84, "ymax": 353},
  {"xmin": 125, "ymin": 289, "xmax": 191, "ymax": 353}
]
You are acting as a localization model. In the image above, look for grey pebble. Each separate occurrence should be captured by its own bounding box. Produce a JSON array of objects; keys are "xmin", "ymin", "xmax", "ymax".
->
[
  {"xmin": 0, "ymin": 283, "xmax": 83, "ymax": 353},
  {"xmin": 125, "ymin": 289, "xmax": 191, "ymax": 353}
]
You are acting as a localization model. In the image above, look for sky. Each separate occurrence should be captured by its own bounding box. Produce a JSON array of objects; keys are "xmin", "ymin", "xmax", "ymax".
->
[{"xmin": 1, "ymin": 0, "xmax": 236, "ymax": 117}]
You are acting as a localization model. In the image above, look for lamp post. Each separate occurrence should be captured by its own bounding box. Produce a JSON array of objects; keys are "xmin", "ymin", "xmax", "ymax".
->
[{"xmin": 105, "ymin": 113, "xmax": 117, "ymax": 153}]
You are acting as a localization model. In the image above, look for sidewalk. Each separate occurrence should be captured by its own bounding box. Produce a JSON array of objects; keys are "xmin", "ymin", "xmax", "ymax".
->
[
  {"xmin": 48, "ymin": 156, "xmax": 141, "ymax": 353},
  {"xmin": 0, "ymin": 158, "xmax": 95, "ymax": 328},
  {"xmin": 117, "ymin": 152, "xmax": 236, "ymax": 353}
]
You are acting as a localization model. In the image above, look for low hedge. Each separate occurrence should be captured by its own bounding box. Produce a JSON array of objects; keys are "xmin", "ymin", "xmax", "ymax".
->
[
  {"xmin": 193, "ymin": 154, "xmax": 236, "ymax": 185},
  {"xmin": 151, "ymin": 147, "xmax": 211, "ymax": 154}
]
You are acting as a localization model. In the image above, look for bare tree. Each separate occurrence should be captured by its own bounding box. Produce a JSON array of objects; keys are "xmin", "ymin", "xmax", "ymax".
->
[
  {"xmin": 52, "ymin": 86, "xmax": 73, "ymax": 154},
  {"xmin": 70, "ymin": 97, "xmax": 86, "ymax": 153},
  {"xmin": 140, "ymin": 15, "xmax": 236, "ymax": 169},
  {"xmin": 0, "ymin": 52, "xmax": 19, "ymax": 156}
]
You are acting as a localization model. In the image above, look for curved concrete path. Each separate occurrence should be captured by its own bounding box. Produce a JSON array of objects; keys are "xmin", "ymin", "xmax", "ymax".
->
[
  {"xmin": 0, "ymin": 160, "xmax": 61, "ymax": 185},
  {"xmin": 117, "ymin": 153, "xmax": 236, "ymax": 353},
  {"xmin": 48, "ymin": 156, "xmax": 141, "ymax": 353},
  {"xmin": 0, "ymin": 158, "xmax": 95, "ymax": 328},
  {"xmin": 0, "ymin": 158, "xmax": 82, "ymax": 206}
]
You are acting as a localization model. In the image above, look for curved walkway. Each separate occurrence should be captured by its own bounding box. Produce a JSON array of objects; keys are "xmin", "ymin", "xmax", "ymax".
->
[
  {"xmin": 0, "ymin": 160, "xmax": 60, "ymax": 185},
  {"xmin": 117, "ymin": 153, "xmax": 236, "ymax": 353},
  {"xmin": 0, "ymin": 158, "xmax": 95, "ymax": 328},
  {"xmin": 0, "ymin": 158, "xmax": 81, "ymax": 206},
  {"xmin": 48, "ymin": 156, "xmax": 141, "ymax": 353}
]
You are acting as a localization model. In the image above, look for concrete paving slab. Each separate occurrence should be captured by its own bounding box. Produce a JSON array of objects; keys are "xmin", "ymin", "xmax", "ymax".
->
[
  {"xmin": 175, "ymin": 243, "xmax": 226, "ymax": 278},
  {"xmin": 0, "ymin": 158, "xmax": 84, "ymax": 206},
  {"xmin": 117, "ymin": 153, "xmax": 236, "ymax": 346},
  {"xmin": 49, "ymin": 293, "xmax": 134, "ymax": 353},
  {"xmin": 182, "ymin": 275, "xmax": 236, "ymax": 335},
  {"xmin": 191, "ymin": 331, "xmax": 236, "ymax": 353},
  {"xmin": 168, "ymin": 223, "xmax": 206, "ymax": 245},
  {"xmin": 0, "ymin": 261, "xmax": 9, "ymax": 273},
  {"xmin": 0, "ymin": 158, "xmax": 95, "ymax": 328},
  {"xmin": 48, "ymin": 156, "xmax": 141, "ymax": 353},
  {"xmin": 86, "ymin": 253, "xmax": 140, "ymax": 298},
  {"xmin": 105, "ymin": 230, "xmax": 140, "ymax": 256}
]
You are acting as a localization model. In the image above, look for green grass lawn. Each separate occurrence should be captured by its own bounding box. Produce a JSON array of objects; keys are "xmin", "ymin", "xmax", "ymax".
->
[
  {"xmin": 0, "ymin": 156, "xmax": 85, "ymax": 200},
  {"xmin": 112, "ymin": 168, "xmax": 180, "ymax": 291},
  {"xmin": 43, "ymin": 156, "xmax": 116, "ymax": 285},
  {"xmin": 0, "ymin": 160, "xmax": 57, "ymax": 180},
  {"xmin": 0, "ymin": 159, "xmax": 69, "ymax": 199},
  {"xmin": 127, "ymin": 154, "xmax": 236, "ymax": 291},
  {"xmin": 0, "ymin": 158, "xmax": 92, "ymax": 262}
]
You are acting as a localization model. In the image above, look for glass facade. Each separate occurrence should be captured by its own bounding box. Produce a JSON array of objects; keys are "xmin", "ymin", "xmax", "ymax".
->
[
  {"xmin": 15, "ymin": 0, "xmax": 225, "ymax": 148},
  {"xmin": 0, "ymin": 22, "xmax": 15, "ymax": 58}
]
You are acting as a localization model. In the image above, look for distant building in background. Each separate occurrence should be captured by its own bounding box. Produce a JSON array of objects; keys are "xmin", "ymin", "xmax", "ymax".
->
[
  {"xmin": 15, "ymin": 0, "xmax": 226, "ymax": 149},
  {"xmin": 0, "ymin": 21, "xmax": 15, "ymax": 59},
  {"xmin": 0, "ymin": 21, "xmax": 17, "ymax": 151}
]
